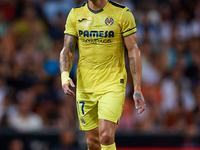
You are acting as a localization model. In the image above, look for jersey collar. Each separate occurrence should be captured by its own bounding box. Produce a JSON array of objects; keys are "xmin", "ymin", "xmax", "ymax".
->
[{"xmin": 87, "ymin": 1, "xmax": 110, "ymax": 14}]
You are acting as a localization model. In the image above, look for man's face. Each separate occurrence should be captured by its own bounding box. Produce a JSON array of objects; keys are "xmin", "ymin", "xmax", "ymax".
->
[{"xmin": 89, "ymin": 0, "xmax": 98, "ymax": 2}]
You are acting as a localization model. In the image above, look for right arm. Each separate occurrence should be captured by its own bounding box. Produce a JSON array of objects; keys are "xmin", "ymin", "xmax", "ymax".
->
[
  {"xmin": 60, "ymin": 34, "xmax": 77, "ymax": 96},
  {"xmin": 60, "ymin": 34, "xmax": 77, "ymax": 72}
]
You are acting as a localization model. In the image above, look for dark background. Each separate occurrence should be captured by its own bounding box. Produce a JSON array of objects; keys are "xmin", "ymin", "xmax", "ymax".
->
[{"xmin": 0, "ymin": 0, "xmax": 200, "ymax": 150}]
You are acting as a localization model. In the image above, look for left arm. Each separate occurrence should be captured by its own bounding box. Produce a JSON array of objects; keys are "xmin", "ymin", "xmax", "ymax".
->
[{"xmin": 124, "ymin": 33, "xmax": 146, "ymax": 114}]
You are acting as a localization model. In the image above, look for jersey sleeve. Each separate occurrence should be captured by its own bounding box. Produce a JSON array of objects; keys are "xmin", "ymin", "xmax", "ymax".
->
[
  {"xmin": 121, "ymin": 8, "xmax": 137, "ymax": 37},
  {"xmin": 64, "ymin": 8, "xmax": 77, "ymax": 37}
]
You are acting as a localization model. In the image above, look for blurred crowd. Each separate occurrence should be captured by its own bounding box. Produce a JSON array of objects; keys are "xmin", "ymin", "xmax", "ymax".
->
[{"xmin": 0, "ymin": 0, "xmax": 200, "ymax": 149}]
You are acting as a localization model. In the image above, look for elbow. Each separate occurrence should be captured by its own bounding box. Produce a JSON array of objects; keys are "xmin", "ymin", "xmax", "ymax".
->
[
  {"xmin": 128, "ymin": 47, "xmax": 141, "ymax": 57},
  {"xmin": 60, "ymin": 47, "xmax": 66, "ymax": 55}
]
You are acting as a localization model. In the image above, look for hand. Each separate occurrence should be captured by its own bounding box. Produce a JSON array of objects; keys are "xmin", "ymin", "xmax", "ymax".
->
[
  {"xmin": 62, "ymin": 79, "xmax": 75, "ymax": 96},
  {"xmin": 133, "ymin": 91, "xmax": 146, "ymax": 114}
]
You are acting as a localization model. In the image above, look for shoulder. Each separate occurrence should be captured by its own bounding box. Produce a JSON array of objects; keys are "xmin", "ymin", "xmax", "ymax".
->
[
  {"xmin": 70, "ymin": 2, "xmax": 87, "ymax": 16},
  {"xmin": 73, "ymin": 2, "xmax": 87, "ymax": 9},
  {"xmin": 108, "ymin": 0, "xmax": 126, "ymax": 9},
  {"xmin": 108, "ymin": 0, "xmax": 131, "ymax": 15}
]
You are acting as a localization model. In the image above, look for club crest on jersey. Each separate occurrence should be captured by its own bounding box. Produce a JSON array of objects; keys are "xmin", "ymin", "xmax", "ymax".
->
[{"xmin": 105, "ymin": 17, "xmax": 114, "ymax": 26}]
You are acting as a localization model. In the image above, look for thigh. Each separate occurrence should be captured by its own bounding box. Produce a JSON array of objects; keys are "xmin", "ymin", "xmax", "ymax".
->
[
  {"xmin": 76, "ymin": 92, "xmax": 99, "ymax": 131},
  {"xmin": 98, "ymin": 91, "xmax": 125, "ymax": 123}
]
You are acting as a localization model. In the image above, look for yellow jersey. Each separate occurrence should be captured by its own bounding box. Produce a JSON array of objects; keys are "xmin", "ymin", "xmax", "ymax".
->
[{"xmin": 64, "ymin": 0, "xmax": 137, "ymax": 92}]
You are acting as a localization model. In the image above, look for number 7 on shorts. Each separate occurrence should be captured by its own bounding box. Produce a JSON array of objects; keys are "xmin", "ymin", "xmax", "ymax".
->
[{"xmin": 77, "ymin": 101, "xmax": 85, "ymax": 115}]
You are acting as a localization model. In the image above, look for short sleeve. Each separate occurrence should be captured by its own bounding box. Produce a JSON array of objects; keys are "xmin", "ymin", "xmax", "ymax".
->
[
  {"xmin": 64, "ymin": 8, "xmax": 77, "ymax": 37},
  {"xmin": 121, "ymin": 8, "xmax": 137, "ymax": 37}
]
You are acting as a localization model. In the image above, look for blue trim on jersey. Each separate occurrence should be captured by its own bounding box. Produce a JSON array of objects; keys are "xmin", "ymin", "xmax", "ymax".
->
[
  {"xmin": 122, "ymin": 27, "xmax": 136, "ymax": 34},
  {"xmin": 108, "ymin": 0, "xmax": 126, "ymax": 9},
  {"xmin": 123, "ymin": 31, "xmax": 137, "ymax": 37},
  {"xmin": 74, "ymin": 2, "xmax": 86, "ymax": 9},
  {"xmin": 86, "ymin": 0, "xmax": 126, "ymax": 14}
]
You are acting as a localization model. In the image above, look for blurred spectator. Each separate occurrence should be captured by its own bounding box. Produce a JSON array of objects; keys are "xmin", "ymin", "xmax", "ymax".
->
[
  {"xmin": 116, "ymin": 0, "xmax": 134, "ymax": 11},
  {"xmin": 182, "ymin": 124, "xmax": 200, "ymax": 147},
  {"xmin": 14, "ymin": 7, "xmax": 46, "ymax": 42},
  {"xmin": 0, "ymin": 94, "xmax": 17, "ymax": 126},
  {"xmin": 9, "ymin": 139, "xmax": 24, "ymax": 150},
  {"xmin": 8, "ymin": 90, "xmax": 43, "ymax": 132},
  {"xmin": 42, "ymin": 0, "xmax": 76, "ymax": 24},
  {"xmin": 132, "ymin": 100, "xmax": 162, "ymax": 132},
  {"xmin": 56, "ymin": 97, "xmax": 77, "ymax": 130},
  {"xmin": 117, "ymin": 97, "xmax": 134, "ymax": 131},
  {"xmin": 30, "ymin": 140, "xmax": 50, "ymax": 150},
  {"xmin": 185, "ymin": 38, "xmax": 200, "ymax": 88},
  {"xmin": 44, "ymin": 40, "xmax": 61, "ymax": 76},
  {"xmin": 161, "ymin": 61, "xmax": 196, "ymax": 113},
  {"xmin": 141, "ymin": 41, "xmax": 162, "ymax": 85},
  {"xmin": 53, "ymin": 130, "xmax": 80, "ymax": 150},
  {"xmin": 0, "ymin": 77, "xmax": 9, "ymax": 121},
  {"xmin": 0, "ymin": 10, "xmax": 8, "ymax": 37},
  {"xmin": 166, "ymin": 40, "xmax": 192, "ymax": 69}
]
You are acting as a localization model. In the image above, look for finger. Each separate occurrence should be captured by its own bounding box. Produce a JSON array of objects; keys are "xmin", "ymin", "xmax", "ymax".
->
[
  {"xmin": 134, "ymin": 99, "xmax": 141, "ymax": 109},
  {"xmin": 69, "ymin": 79, "xmax": 75, "ymax": 87},
  {"xmin": 62, "ymin": 84, "xmax": 69, "ymax": 93},
  {"xmin": 138, "ymin": 102, "xmax": 146, "ymax": 114},
  {"xmin": 66, "ymin": 88, "xmax": 75, "ymax": 96},
  {"xmin": 138, "ymin": 108, "xmax": 145, "ymax": 114},
  {"xmin": 62, "ymin": 85, "xmax": 68, "ymax": 94},
  {"xmin": 67, "ymin": 88, "xmax": 75, "ymax": 96},
  {"xmin": 63, "ymin": 85, "xmax": 75, "ymax": 96}
]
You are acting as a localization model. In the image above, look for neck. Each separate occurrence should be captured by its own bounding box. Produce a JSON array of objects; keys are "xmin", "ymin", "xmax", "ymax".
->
[{"xmin": 88, "ymin": 0, "xmax": 108, "ymax": 11}]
